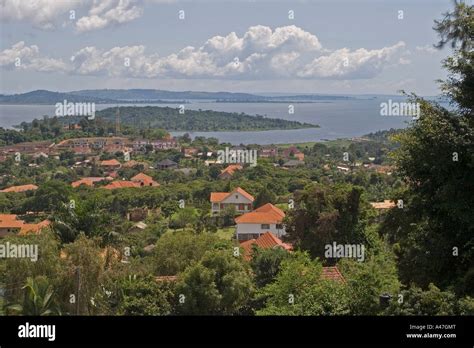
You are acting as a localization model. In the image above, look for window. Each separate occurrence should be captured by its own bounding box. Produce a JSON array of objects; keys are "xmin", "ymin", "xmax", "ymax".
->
[
  {"xmin": 261, "ymin": 224, "xmax": 270, "ymax": 230},
  {"xmin": 276, "ymin": 224, "xmax": 283, "ymax": 229},
  {"xmin": 235, "ymin": 195, "xmax": 238, "ymax": 199},
  {"xmin": 238, "ymin": 204, "xmax": 244, "ymax": 210}
]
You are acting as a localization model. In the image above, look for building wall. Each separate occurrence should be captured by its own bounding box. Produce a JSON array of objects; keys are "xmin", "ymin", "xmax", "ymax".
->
[
  {"xmin": 236, "ymin": 223, "xmax": 286, "ymax": 240},
  {"xmin": 211, "ymin": 193, "xmax": 253, "ymax": 215}
]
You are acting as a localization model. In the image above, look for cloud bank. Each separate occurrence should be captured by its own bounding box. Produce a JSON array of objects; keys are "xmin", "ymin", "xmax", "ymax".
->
[
  {"xmin": 0, "ymin": 0, "xmax": 151, "ymax": 32},
  {"xmin": 0, "ymin": 25, "xmax": 408, "ymax": 80}
]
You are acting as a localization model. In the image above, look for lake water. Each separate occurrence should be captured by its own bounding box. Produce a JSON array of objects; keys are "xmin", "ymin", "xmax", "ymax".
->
[{"xmin": 0, "ymin": 97, "xmax": 417, "ymax": 145}]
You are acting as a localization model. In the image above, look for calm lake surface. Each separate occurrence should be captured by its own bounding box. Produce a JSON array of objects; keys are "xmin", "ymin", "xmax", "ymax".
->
[{"xmin": 0, "ymin": 98, "xmax": 417, "ymax": 145}]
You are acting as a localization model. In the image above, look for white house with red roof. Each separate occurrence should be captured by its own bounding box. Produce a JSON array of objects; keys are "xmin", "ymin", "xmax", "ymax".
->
[
  {"xmin": 210, "ymin": 187, "xmax": 254, "ymax": 216},
  {"xmin": 234, "ymin": 203, "xmax": 286, "ymax": 241}
]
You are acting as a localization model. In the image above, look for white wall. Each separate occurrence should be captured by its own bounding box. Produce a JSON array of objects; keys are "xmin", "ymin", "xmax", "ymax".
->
[{"xmin": 236, "ymin": 223, "xmax": 286, "ymax": 238}]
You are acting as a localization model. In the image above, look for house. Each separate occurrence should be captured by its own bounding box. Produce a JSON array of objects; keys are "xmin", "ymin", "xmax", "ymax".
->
[
  {"xmin": 129, "ymin": 221, "xmax": 148, "ymax": 233},
  {"xmin": 149, "ymin": 138, "xmax": 180, "ymax": 150},
  {"xmin": 259, "ymin": 147, "xmax": 278, "ymax": 158},
  {"xmin": 130, "ymin": 173, "xmax": 159, "ymax": 187},
  {"xmin": 127, "ymin": 207, "xmax": 149, "ymax": 222},
  {"xmin": 0, "ymin": 184, "xmax": 38, "ymax": 193},
  {"xmin": 204, "ymin": 160, "xmax": 222, "ymax": 166},
  {"xmin": 281, "ymin": 146, "xmax": 305, "ymax": 161},
  {"xmin": 218, "ymin": 164, "xmax": 243, "ymax": 180},
  {"xmin": 156, "ymin": 159, "xmax": 178, "ymax": 170},
  {"xmin": 282, "ymin": 159, "xmax": 305, "ymax": 168},
  {"xmin": 102, "ymin": 181, "xmax": 141, "ymax": 190},
  {"xmin": 182, "ymin": 147, "xmax": 199, "ymax": 158},
  {"xmin": 132, "ymin": 138, "xmax": 180, "ymax": 151},
  {"xmin": 100, "ymin": 159, "xmax": 121, "ymax": 169},
  {"xmin": 239, "ymin": 232, "xmax": 292, "ymax": 260},
  {"xmin": 210, "ymin": 187, "xmax": 254, "ymax": 216},
  {"xmin": 18, "ymin": 220, "xmax": 51, "ymax": 236},
  {"xmin": 370, "ymin": 200, "xmax": 396, "ymax": 210},
  {"xmin": 71, "ymin": 177, "xmax": 107, "ymax": 188},
  {"xmin": 321, "ymin": 266, "xmax": 346, "ymax": 283},
  {"xmin": 235, "ymin": 203, "xmax": 286, "ymax": 241},
  {"xmin": 0, "ymin": 214, "xmax": 50, "ymax": 238},
  {"xmin": 336, "ymin": 165, "xmax": 350, "ymax": 172}
]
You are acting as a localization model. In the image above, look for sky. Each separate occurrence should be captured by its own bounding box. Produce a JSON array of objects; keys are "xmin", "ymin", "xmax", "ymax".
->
[{"xmin": 0, "ymin": 0, "xmax": 460, "ymax": 95}]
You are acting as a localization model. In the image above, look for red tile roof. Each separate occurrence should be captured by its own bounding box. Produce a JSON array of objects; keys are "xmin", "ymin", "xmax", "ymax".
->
[
  {"xmin": 71, "ymin": 177, "xmax": 106, "ymax": 188},
  {"xmin": 210, "ymin": 187, "xmax": 254, "ymax": 203},
  {"xmin": 219, "ymin": 164, "xmax": 243, "ymax": 177},
  {"xmin": 239, "ymin": 232, "xmax": 292, "ymax": 260},
  {"xmin": 100, "ymin": 159, "xmax": 121, "ymax": 167},
  {"xmin": 235, "ymin": 203, "xmax": 285, "ymax": 224},
  {"xmin": 0, "ymin": 184, "xmax": 38, "ymax": 193},
  {"xmin": 102, "ymin": 181, "xmax": 141, "ymax": 190},
  {"xmin": 321, "ymin": 266, "xmax": 346, "ymax": 283},
  {"xmin": 0, "ymin": 214, "xmax": 50, "ymax": 236},
  {"xmin": 131, "ymin": 173, "xmax": 159, "ymax": 187},
  {"xmin": 0, "ymin": 214, "xmax": 24, "ymax": 228},
  {"xmin": 19, "ymin": 220, "xmax": 51, "ymax": 236}
]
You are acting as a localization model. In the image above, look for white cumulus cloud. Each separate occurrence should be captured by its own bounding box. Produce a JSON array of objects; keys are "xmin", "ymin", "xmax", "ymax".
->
[
  {"xmin": 0, "ymin": 41, "xmax": 68, "ymax": 72},
  {"xmin": 75, "ymin": 0, "xmax": 143, "ymax": 32},
  {"xmin": 415, "ymin": 45, "xmax": 438, "ymax": 54},
  {"xmin": 0, "ymin": 26, "xmax": 409, "ymax": 80},
  {"xmin": 0, "ymin": 0, "xmax": 158, "ymax": 32}
]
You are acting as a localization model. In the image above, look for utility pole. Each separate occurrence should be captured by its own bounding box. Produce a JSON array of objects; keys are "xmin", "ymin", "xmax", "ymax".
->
[
  {"xmin": 115, "ymin": 107, "xmax": 121, "ymax": 135},
  {"xmin": 74, "ymin": 266, "xmax": 81, "ymax": 315}
]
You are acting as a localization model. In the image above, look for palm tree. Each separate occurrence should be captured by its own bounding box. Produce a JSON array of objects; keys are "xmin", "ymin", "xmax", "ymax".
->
[{"xmin": 8, "ymin": 276, "xmax": 60, "ymax": 316}]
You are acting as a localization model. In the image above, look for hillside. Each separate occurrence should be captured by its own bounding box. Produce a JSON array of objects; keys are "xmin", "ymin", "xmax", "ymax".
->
[{"xmin": 94, "ymin": 106, "xmax": 318, "ymax": 131}]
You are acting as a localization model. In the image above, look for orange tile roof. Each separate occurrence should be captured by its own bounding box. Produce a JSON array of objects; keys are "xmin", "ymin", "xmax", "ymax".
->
[
  {"xmin": 0, "ymin": 214, "xmax": 24, "ymax": 228},
  {"xmin": 210, "ymin": 192, "xmax": 230, "ymax": 202},
  {"xmin": 370, "ymin": 200, "xmax": 396, "ymax": 209},
  {"xmin": 0, "ymin": 184, "xmax": 38, "ymax": 193},
  {"xmin": 100, "ymin": 159, "xmax": 121, "ymax": 167},
  {"xmin": 235, "ymin": 203, "xmax": 285, "ymax": 224},
  {"xmin": 18, "ymin": 220, "xmax": 50, "ymax": 236},
  {"xmin": 240, "ymin": 232, "xmax": 292, "ymax": 260},
  {"xmin": 321, "ymin": 266, "xmax": 346, "ymax": 283},
  {"xmin": 71, "ymin": 177, "xmax": 105, "ymax": 188},
  {"xmin": 102, "ymin": 181, "xmax": 141, "ymax": 190},
  {"xmin": 210, "ymin": 187, "xmax": 254, "ymax": 203},
  {"xmin": 219, "ymin": 164, "xmax": 243, "ymax": 176},
  {"xmin": 131, "ymin": 173, "xmax": 159, "ymax": 187},
  {"xmin": 0, "ymin": 214, "xmax": 50, "ymax": 236}
]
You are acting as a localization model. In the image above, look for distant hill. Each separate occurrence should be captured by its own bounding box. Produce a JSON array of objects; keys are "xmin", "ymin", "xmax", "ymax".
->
[
  {"xmin": 69, "ymin": 89, "xmax": 264, "ymax": 101},
  {"xmin": 0, "ymin": 89, "xmax": 356, "ymax": 104},
  {"xmin": 0, "ymin": 90, "xmax": 118, "ymax": 104},
  {"xmin": 71, "ymin": 106, "xmax": 319, "ymax": 131}
]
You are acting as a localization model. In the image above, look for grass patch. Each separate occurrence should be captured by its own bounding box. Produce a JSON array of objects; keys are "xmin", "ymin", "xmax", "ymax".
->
[{"xmin": 215, "ymin": 227, "xmax": 235, "ymax": 240}]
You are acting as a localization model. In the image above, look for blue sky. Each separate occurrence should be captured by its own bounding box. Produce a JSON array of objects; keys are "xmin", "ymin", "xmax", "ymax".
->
[{"xmin": 0, "ymin": 0, "xmax": 458, "ymax": 95}]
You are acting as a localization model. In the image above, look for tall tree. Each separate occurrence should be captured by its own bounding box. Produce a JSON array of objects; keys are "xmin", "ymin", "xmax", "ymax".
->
[
  {"xmin": 176, "ymin": 250, "xmax": 254, "ymax": 315},
  {"xmin": 388, "ymin": 1, "xmax": 474, "ymax": 294}
]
